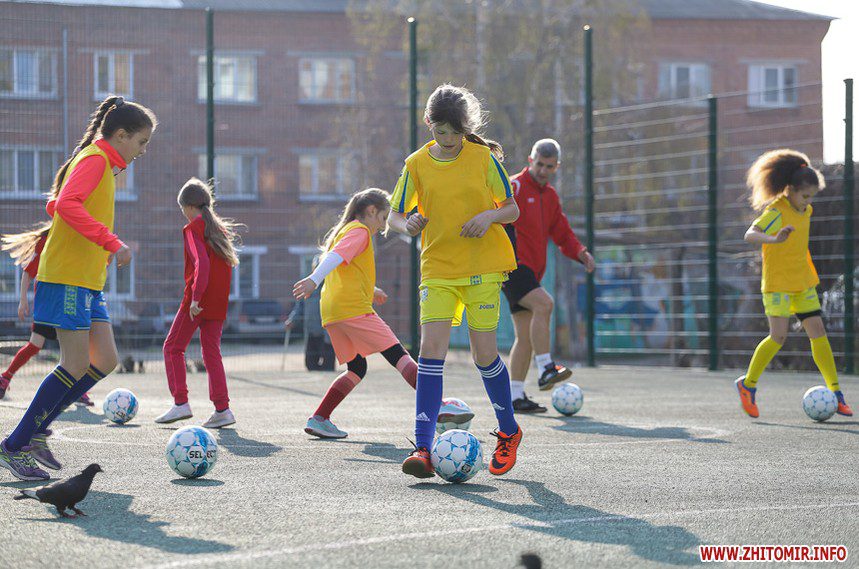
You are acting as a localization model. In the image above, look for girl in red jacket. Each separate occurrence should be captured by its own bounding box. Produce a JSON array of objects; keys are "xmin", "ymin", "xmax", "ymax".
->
[{"xmin": 155, "ymin": 178, "xmax": 241, "ymax": 429}]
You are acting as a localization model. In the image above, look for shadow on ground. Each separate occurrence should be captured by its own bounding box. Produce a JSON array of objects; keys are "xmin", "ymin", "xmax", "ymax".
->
[
  {"xmin": 217, "ymin": 428, "xmax": 282, "ymax": 457},
  {"xmin": 533, "ymin": 415, "xmax": 727, "ymax": 444}
]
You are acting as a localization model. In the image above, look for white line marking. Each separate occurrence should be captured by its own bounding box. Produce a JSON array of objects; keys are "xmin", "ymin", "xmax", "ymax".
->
[{"xmin": 136, "ymin": 501, "xmax": 859, "ymax": 569}]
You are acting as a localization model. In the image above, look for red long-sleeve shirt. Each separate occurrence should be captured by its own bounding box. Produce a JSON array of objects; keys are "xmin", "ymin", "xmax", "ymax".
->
[
  {"xmin": 45, "ymin": 139, "xmax": 126, "ymax": 254},
  {"xmin": 508, "ymin": 168, "xmax": 586, "ymax": 281},
  {"xmin": 180, "ymin": 215, "xmax": 232, "ymax": 320}
]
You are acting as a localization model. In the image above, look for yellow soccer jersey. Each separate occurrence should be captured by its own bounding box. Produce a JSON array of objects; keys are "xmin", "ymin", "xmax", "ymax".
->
[
  {"xmin": 390, "ymin": 139, "xmax": 517, "ymax": 281},
  {"xmin": 753, "ymin": 196, "xmax": 819, "ymax": 293}
]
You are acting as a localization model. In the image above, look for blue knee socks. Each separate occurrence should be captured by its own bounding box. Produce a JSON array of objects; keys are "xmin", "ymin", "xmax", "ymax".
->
[{"xmin": 477, "ymin": 356, "xmax": 518, "ymax": 435}]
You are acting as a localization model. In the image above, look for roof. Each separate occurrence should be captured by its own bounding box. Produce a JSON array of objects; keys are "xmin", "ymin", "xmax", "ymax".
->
[{"xmin": 5, "ymin": 0, "xmax": 835, "ymax": 20}]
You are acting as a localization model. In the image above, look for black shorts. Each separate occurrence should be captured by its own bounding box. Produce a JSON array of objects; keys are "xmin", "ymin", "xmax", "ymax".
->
[
  {"xmin": 502, "ymin": 265, "xmax": 542, "ymax": 313},
  {"xmin": 32, "ymin": 322, "xmax": 57, "ymax": 341}
]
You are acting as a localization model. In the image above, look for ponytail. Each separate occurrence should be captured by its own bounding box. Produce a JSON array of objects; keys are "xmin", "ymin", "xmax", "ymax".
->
[
  {"xmin": 2, "ymin": 222, "xmax": 52, "ymax": 267},
  {"xmin": 746, "ymin": 149, "xmax": 824, "ymax": 211},
  {"xmin": 465, "ymin": 133, "xmax": 504, "ymax": 161},
  {"xmin": 178, "ymin": 178, "xmax": 242, "ymax": 267}
]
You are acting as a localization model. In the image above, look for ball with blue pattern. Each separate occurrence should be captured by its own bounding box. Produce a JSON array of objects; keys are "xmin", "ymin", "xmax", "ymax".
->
[
  {"xmin": 102, "ymin": 388, "xmax": 138, "ymax": 424},
  {"xmin": 802, "ymin": 385, "xmax": 837, "ymax": 422},
  {"xmin": 552, "ymin": 382, "xmax": 584, "ymax": 416},
  {"xmin": 431, "ymin": 429, "xmax": 483, "ymax": 483},
  {"xmin": 436, "ymin": 397, "xmax": 473, "ymax": 434},
  {"xmin": 166, "ymin": 426, "xmax": 219, "ymax": 479}
]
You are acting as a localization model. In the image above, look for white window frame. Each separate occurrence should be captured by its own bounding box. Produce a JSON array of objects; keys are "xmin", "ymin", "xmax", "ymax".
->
[
  {"xmin": 297, "ymin": 150, "xmax": 356, "ymax": 201},
  {"xmin": 196, "ymin": 151, "xmax": 260, "ymax": 200},
  {"xmin": 0, "ymin": 47, "xmax": 58, "ymax": 99},
  {"xmin": 0, "ymin": 146, "xmax": 63, "ymax": 199},
  {"xmin": 747, "ymin": 64, "xmax": 798, "ymax": 108},
  {"xmin": 298, "ymin": 57, "xmax": 356, "ymax": 104},
  {"xmin": 104, "ymin": 256, "xmax": 135, "ymax": 301},
  {"xmin": 92, "ymin": 51, "xmax": 134, "ymax": 100},
  {"xmin": 196, "ymin": 52, "xmax": 258, "ymax": 104},
  {"xmin": 659, "ymin": 62, "xmax": 710, "ymax": 104},
  {"xmin": 0, "ymin": 261, "xmax": 21, "ymax": 301},
  {"xmin": 113, "ymin": 162, "xmax": 136, "ymax": 201},
  {"xmin": 230, "ymin": 246, "xmax": 267, "ymax": 300}
]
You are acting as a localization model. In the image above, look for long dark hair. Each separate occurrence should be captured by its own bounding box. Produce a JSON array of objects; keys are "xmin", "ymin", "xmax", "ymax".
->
[
  {"xmin": 322, "ymin": 188, "xmax": 390, "ymax": 252},
  {"xmin": 424, "ymin": 84, "xmax": 503, "ymax": 161},
  {"xmin": 746, "ymin": 148, "xmax": 825, "ymax": 211},
  {"xmin": 178, "ymin": 178, "xmax": 242, "ymax": 266},
  {"xmin": 50, "ymin": 95, "xmax": 157, "ymax": 200}
]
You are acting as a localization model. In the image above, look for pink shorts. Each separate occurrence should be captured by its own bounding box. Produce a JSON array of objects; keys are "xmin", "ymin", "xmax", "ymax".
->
[{"xmin": 325, "ymin": 313, "xmax": 400, "ymax": 364}]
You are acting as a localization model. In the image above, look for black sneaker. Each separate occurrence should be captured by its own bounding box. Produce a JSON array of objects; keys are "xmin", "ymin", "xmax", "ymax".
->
[
  {"xmin": 538, "ymin": 364, "xmax": 572, "ymax": 391},
  {"xmin": 512, "ymin": 394, "xmax": 547, "ymax": 414}
]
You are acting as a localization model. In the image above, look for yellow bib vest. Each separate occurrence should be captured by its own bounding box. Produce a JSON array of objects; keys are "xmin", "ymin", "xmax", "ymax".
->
[
  {"xmin": 320, "ymin": 221, "xmax": 376, "ymax": 326},
  {"xmin": 38, "ymin": 144, "xmax": 116, "ymax": 291},
  {"xmin": 405, "ymin": 141, "xmax": 517, "ymax": 281},
  {"xmin": 761, "ymin": 197, "xmax": 819, "ymax": 293}
]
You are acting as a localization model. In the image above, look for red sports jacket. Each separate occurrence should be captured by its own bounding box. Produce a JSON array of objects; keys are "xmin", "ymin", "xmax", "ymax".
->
[{"xmin": 508, "ymin": 168, "xmax": 586, "ymax": 281}]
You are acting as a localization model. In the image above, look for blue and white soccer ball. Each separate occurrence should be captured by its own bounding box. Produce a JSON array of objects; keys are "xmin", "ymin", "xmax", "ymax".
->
[
  {"xmin": 552, "ymin": 383, "xmax": 584, "ymax": 416},
  {"xmin": 436, "ymin": 397, "xmax": 473, "ymax": 434},
  {"xmin": 802, "ymin": 386, "xmax": 837, "ymax": 422},
  {"xmin": 431, "ymin": 429, "xmax": 483, "ymax": 484},
  {"xmin": 102, "ymin": 388, "xmax": 138, "ymax": 424},
  {"xmin": 166, "ymin": 426, "xmax": 218, "ymax": 479}
]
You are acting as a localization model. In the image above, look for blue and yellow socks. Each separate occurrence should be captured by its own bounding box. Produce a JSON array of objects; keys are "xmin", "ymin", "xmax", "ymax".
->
[
  {"xmin": 6, "ymin": 366, "xmax": 78, "ymax": 451},
  {"xmin": 415, "ymin": 357, "xmax": 444, "ymax": 450},
  {"xmin": 477, "ymin": 356, "xmax": 518, "ymax": 435},
  {"xmin": 36, "ymin": 365, "xmax": 107, "ymax": 436}
]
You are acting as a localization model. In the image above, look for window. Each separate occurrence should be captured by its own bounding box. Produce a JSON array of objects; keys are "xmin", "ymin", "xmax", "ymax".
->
[
  {"xmin": 103, "ymin": 256, "xmax": 134, "ymax": 299},
  {"xmin": 197, "ymin": 54, "xmax": 256, "ymax": 103},
  {"xmin": 658, "ymin": 63, "xmax": 710, "ymax": 102},
  {"xmin": 230, "ymin": 246, "xmax": 267, "ymax": 299},
  {"xmin": 748, "ymin": 64, "xmax": 797, "ymax": 108},
  {"xmin": 0, "ymin": 148, "xmax": 62, "ymax": 198},
  {"xmin": 0, "ymin": 256, "xmax": 19, "ymax": 298},
  {"xmin": 0, "ymin": 48, "xmax": 57, "ymax": 98},
  {"xmin": 94, "ymin": 52, "xmax": 132, "ymax": 99},
  {"xmin": 298, "ymin": 152, "xmax": 357, "ymax": 198},
  {"xmin": 115, "ymin": 162, "xmax": 135, "ymax": 200},
  {"xmin": 299, "ymin": 58, "xmax": 355, "ymax": 103},
  {"xmin": 197, "ymin": 154, "xmax": 258, "ymax": 199}
]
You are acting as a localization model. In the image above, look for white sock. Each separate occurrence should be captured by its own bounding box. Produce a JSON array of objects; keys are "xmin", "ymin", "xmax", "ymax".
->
[
  {"xmin": 511, "ymin": 380, "xmax": 525, "ymax": 400},
  {"xmin": 535, "ymin": 353, "xmax": 552, "ymax": 370}
]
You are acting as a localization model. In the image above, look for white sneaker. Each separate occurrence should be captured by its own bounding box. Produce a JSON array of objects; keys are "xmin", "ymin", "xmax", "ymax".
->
[
  {"xmin": 154, "ymin": 403, "xmax": 193, "ymax": 424},
  {"xmin": 202, "ymin": 408, "xmax": 236, "ymax": 429}
]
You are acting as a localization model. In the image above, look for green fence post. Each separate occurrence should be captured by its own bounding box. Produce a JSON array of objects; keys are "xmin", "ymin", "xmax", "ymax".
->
[
  {"xmin": 844, "ymin": 79, "xmax": 855, "ymax": 375},
  {"xmin": 583, "ymin": 25, "xmax": 595, "ymax": 367},
  {"xmin": 206, "ymin": 8, "xmax": 215, "ymax": 184},
  {"xmin": 408, "ymin": 17, "xmax": 419, "ymax": 356},
  {"xmin": 708, "ymin": 95, "xmax": 719, "ymax": 371}
]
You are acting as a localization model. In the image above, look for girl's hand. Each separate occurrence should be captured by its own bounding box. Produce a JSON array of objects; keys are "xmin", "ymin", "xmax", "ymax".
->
[
  {"xmin": 579, "ymin": 250, "xmax": 596, "ymax": 273},
  {"xmin": 405, "ymin": 214, "xmax": 429, "ymax": 237},
  {"xmin": 460, "ymin": 211, "xmax": 494, "ymax": 238},
  {"xmin": 373, "ymin": 287, "xmax": 388, "ymax": 305},
  {"xmin": 773, "ymin": 225, "xmax": 795, "ymax": 243},
  {"xmin": 115, "ymin": 244, "xmax": 132, "ymax": 268},
  {"xmin": 189, "ymin": 300, "xmax": 203, "ymax": 318},
  {"xmin": 17, "ymin": 299, "xmax": 29, "ymax": 321},
  {"xmin": 293, "ymin": 277, "xmax": 317, "ymax": 300}
]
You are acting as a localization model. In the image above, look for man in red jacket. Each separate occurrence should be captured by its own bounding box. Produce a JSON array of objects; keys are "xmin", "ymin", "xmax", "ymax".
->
[{"xmin": 503, "ymin": 139, "xmax": 595, "ymax": 413}]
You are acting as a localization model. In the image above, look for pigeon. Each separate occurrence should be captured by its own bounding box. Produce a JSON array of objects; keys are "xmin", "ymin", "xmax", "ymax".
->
[{"xmin": 13, "ymin": 463, "xmax": 102, "ymax": 518}]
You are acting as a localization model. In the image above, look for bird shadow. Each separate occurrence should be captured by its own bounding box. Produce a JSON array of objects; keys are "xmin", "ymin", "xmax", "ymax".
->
[
  {"xmin": 57, "ymin": 405, "xmax": 106, "ymax": 425},
  {"xmin": 170, "ymin": 478, "xmax": 224, "ymax": 486},
  {"xmin": 216, "ymin": 428, "xmax": 282, "ymax": 458},
  {"xmin": 755, "ymin": 421, "xmax": 859, "ymax": 436},
  {"xmin": 534, "ymin": 415, "xmax": 727, "ymax": 444},
  {"xmin": 19, "ymin": 490, "xmax": 233, "ymax": 554},
  {"xmin": 420, "ymin": 479, "xmax": 702, "ymax": 566}
]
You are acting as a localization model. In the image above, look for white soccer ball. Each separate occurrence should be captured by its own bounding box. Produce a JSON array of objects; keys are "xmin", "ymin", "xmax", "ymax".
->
[
  {"xmin": 802, "ymin": 386, "xmax": 837, "ymax": 422},
  {"xmin": 431, "ymin": 429, "xmax": 482, "ymax": 483},
  {"xmin": 166, "ymin": 426, "xmax": 218, "ymax": 479},
  {"xmin": 552, "ymin": 383, "xmax": 584, "ymax": 416},
  {"xmin": 102, "ymin": 388, "xmax": 138, "ymax": 424},
  {"xmin": 436, "ymin": 397, "xmax": 473, "ymax": 434}
]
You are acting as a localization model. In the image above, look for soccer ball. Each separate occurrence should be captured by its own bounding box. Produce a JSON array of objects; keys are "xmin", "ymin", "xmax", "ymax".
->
[
  {"xmin": 166, "ymin": 426, "xmax": 218, "ymax": 479},
  {"xmin": 436, "ymin": 397, "xmax": 473, "ymax": 434},
  {"xmin": 102, "ymin": 388, "xmax": 138, "ymax": 424},
  {"xmin": 552, "ymin": 383, "xmax": 584, "ymax": 416},
  {"xmin": 431, "ymin": 429, "xmax": 482, "ymax": 483},
  {"xmin": 802, "ymin": 386, "xmax": 837, "ymax": 422}
]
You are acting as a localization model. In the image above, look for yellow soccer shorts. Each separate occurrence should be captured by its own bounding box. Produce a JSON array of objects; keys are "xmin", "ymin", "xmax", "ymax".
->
[
  {"xmin": 762, "ymin": 286, "xmax": 821, "ymax": 319},
  {"xmin": 419, "ymin": 280, "xmax": 502, "ymax": 331}
]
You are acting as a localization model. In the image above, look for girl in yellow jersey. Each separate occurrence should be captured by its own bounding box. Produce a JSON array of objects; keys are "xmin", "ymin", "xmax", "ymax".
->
[
  {"xmin": 293, "ymin": 189, "xmax": 420, "ymax": 439},
  {"xmin": 388, "ymin": 84, "xmax": 523, "ymax": 479},
  {"xmin": 0, "ymin": 96, "xmax": 156, "ymax": 481},
  {"xmin": 736, "ymin": 149, "xmax": 852, "ymax": 418}
]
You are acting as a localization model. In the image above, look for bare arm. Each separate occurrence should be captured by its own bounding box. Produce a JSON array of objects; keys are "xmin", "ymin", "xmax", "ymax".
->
[
  {"xmin": 744, "ymin": 223, "xmax": 794, "ymax": 245},
  {"xmin": 18, "ymin": 272, "xmax": 32, "ymax": 320},
  {"xmin": 387, "ymin": 211, "xmax": 428, "ymax": 237},
  {"xmin": 460, "ymin": 197, "xmax": 519, "ymax": 238}
]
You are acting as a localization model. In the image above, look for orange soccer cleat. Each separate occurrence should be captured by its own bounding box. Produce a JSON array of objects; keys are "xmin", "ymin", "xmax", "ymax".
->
[
  {"xmin": 835, "ymin": 391, "xmax": 853, "ymax": 417},
  {"xmin": 402, "ymin": 445, "xmax": 434, "ymax": 479},
  {"xmin": 489, "ymin": 426, "xmax": 523, "ymax": 475},
  {"xmin": 735, "ymin": 376, "xmax": 759, "ymax": 418}
]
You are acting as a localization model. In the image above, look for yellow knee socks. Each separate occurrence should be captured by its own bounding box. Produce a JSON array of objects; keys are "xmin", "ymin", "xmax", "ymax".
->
[
  {"xmin": 810, "ymin": 336, "xmax": 839, "ymax": 392},
  {"xmin": 744, "ymin": 336, "xmax": 783, "ymax": 388}
]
